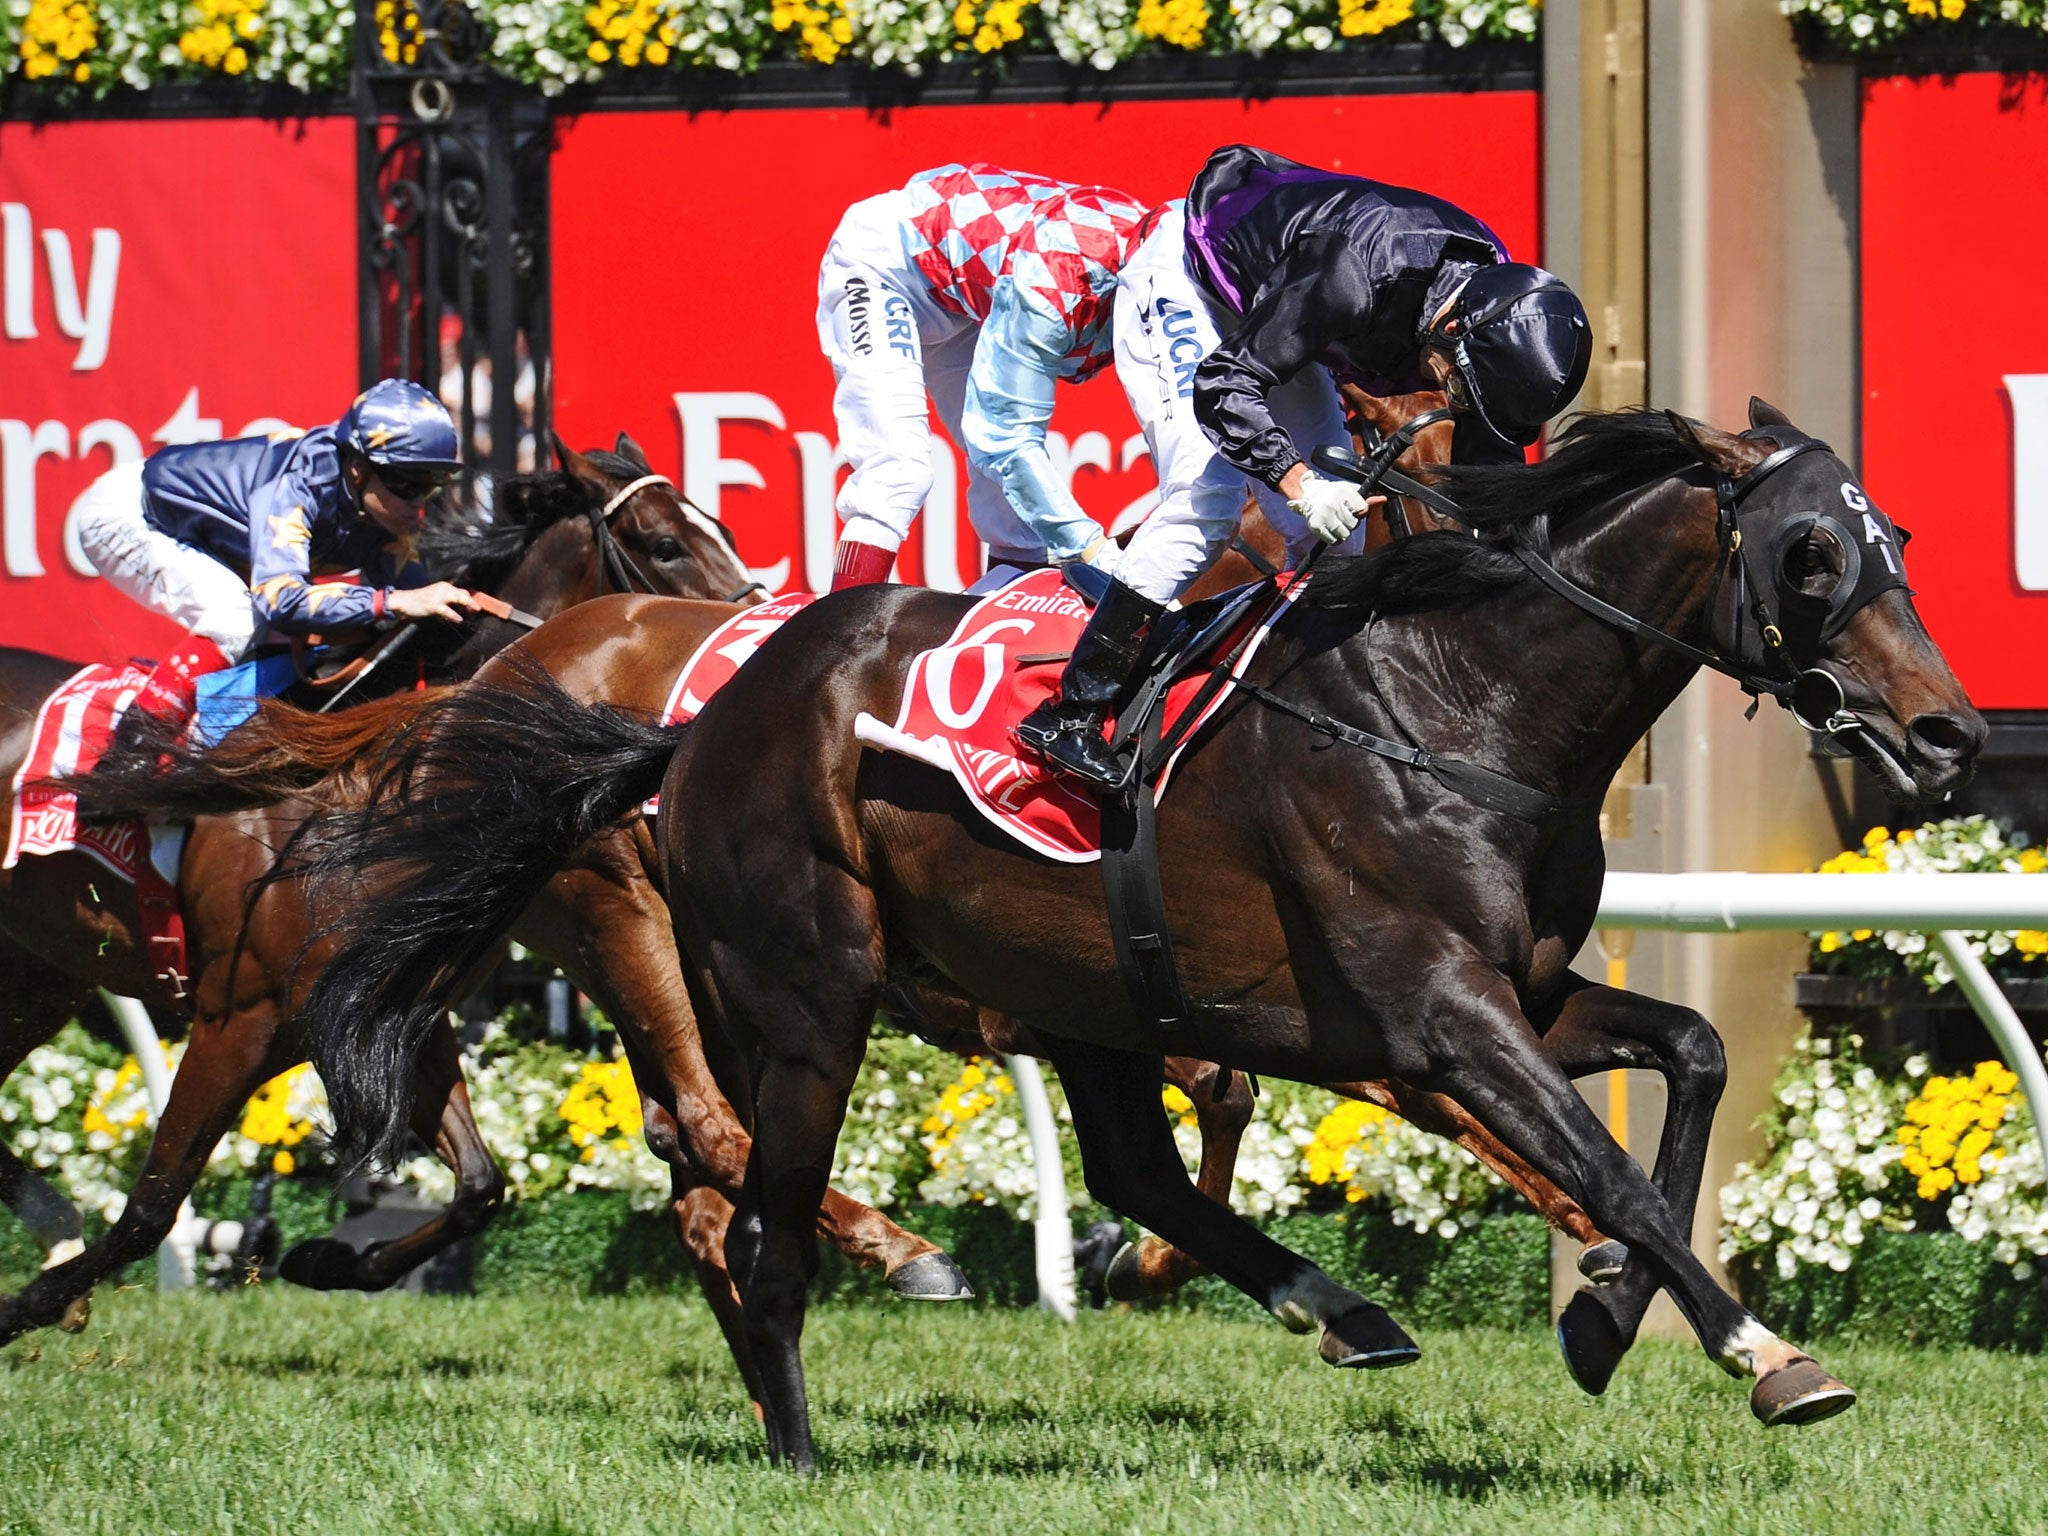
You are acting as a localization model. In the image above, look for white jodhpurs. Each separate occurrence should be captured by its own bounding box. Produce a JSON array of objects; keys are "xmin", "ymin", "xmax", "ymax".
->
[
  {"xmin": 817, "ymin": 193, "xmax": 1044, "ymax": 569},
  {"xmin": 71, "ymin": 461, "xmax": 262, "ymax": 659},
  {"xmin": 1111, "ymin": 207, "xmax": 1359, "ymax": 606}
]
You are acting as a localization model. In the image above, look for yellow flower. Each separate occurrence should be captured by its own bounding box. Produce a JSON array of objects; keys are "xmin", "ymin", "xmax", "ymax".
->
[
  {"xmin": 1135, "ymin": 0, "xmax": 1208, "ymax": 48},
  {"xmin": 21, "ymin": 0, "xmax": 99, "ymax": 80},
  {"xmin": 1304, "ymin": 1100, "xmax": 1391, "ymax": 1189},
  {"xmin": 1902, "ymin": 1063, "xmax": 2024, "ymax": 1200},
  {"xmin": 273, "ymin": 1150, "xmax": 296, "ymax": 1176},
  {"xmin": 1336, "ymin": 0, "xmax": 1412, "ymax": 36}
]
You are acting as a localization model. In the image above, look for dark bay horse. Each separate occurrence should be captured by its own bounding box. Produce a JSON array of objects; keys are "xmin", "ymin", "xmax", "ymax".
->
[
  {"xmin": 0, "ymin": 440, "xmax": 807, "ymax": 1341},
  {"xmin": 289, "ymin": 403, "xmax": 1983, "ymax": 1466}
]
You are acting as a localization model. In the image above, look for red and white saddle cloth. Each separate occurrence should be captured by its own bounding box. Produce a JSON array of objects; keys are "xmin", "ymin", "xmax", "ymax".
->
[
  {"xmin": 644, "ymin": 592, "xmax": 823, "ymax": 813},
  {"xmin": 854, "ymin": 567, "xmax": 1293, "ymax": 862},
  {"xmin": 4, "ymin": 663, "xmax": 189, "ymax": 992}
]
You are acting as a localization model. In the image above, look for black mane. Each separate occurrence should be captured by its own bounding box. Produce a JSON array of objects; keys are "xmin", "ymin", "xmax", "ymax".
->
[
  {"xmin": 1303, "ymin": 408, "xmax": 1704, "ymax": 618},
  {"xmin": 418, "ymin": 449, "xmax": 645, "ymax": 589}
]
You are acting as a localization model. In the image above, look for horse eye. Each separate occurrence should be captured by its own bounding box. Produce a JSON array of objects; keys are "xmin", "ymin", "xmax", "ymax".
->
[
  {"xmin": 1785, "ymin": 528, "xmax": 1844, "ymax": 596},
  {"xmin": 652, "ymin": 538, "xmax": 684, "ymax": 562}
]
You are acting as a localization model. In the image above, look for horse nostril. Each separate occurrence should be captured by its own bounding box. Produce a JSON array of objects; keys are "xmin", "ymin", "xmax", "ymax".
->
[{"xmin": 1909, "ymin": 713, "xmax": 1986, "ymax": 761}]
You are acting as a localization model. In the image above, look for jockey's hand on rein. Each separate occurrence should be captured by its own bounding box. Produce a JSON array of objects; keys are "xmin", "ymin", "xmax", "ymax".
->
[
  {"xmin": 387, "ymin": 581, "xmax": 480, "ymax": 625},
  {"xmin": 1288, "ymin": 468, "xmax": 1382, "ymax": 545}
]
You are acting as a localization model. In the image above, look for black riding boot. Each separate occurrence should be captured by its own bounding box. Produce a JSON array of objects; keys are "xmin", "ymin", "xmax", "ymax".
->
[{"xmin": 1014, "ymin": 577, "xmax": 1165, "ymax": 787}]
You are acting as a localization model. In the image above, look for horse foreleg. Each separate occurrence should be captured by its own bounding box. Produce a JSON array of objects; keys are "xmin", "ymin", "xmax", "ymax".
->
[
  {"xmin": 1105, "ymin": 1056, "xmax": 1254, "ymax": 1300},
  {"xmin": 1403, "ymin": 959, "xmax": 1847, "ymax": 1425},
  {"xmin": 664, "ymin": 1174, "xmax": 767, "ymax": 1420},
  {"xmin": 1049, "ymin": 1036, "xmax": 1419, "ymax": 1370},
  {"xmin": 1522, "ymin": 975, "xmax": 1728, "ymax": 1395},
  {"xmin": 1343, "ymin": 1076, "xmax": 1618, "ymax": 1270},
  {"xmin": 291, "ymin": 1018, "xmax": 506, "ymax": 1293},
  {"xmin": 0, "ymin": 1006, "xmax": 283, "ymax": 1344}
]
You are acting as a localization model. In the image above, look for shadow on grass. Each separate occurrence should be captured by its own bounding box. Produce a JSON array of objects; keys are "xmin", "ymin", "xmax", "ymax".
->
[{"xmin": 218, "ymin": 1349, "xmax": 496, "ymax": 1380}]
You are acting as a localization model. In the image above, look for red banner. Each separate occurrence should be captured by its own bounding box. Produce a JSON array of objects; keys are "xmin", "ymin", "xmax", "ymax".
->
[
  {"xmin": 552, "ymin": 92, "xmax": 1539, "ymax": 594},
  {"xmin": 1863, "ymin": 74, "xmax": 2048, "ymax": 710},
  {"xmin": 0, "ymin": 116, "xmax": 356, "ymax": 663}
]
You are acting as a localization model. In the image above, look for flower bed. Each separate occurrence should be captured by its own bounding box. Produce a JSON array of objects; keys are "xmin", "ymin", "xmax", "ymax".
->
[
  {"xmin": 3, "ymin": 1017, "xmax": 1546, "ymax": 1303},
  {"xmin": 1784, "ymin": 0, "xmax": 2048, "ymax": 56},
  {"xmin": 4, "ymin": 0, "xmax": 1540, "ymax": 96},
  {"xmin": 4, "ymin": 0, "xmax": 1535, "ymax": 97}
]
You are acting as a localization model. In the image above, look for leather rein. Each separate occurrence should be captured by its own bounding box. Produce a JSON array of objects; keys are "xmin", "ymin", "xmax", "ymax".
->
[{"xmin": 1237, "ymin": 423, "xmax": 1850, "ymax": 826}]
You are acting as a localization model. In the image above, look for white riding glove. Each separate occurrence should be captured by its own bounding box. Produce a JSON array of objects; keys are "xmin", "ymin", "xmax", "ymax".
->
[{"xmin": 1288, "ymin": 467, "xmax": 1370, "ymax": 544}]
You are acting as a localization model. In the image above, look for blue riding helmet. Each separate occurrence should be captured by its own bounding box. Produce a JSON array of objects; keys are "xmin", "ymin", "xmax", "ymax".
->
[{"xmin": 338, "ymin": 379, "xmax": 463, "ymax": 475}]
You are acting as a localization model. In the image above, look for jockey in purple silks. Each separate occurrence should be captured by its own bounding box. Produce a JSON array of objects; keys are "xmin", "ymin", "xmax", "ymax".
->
[{"xmin": 1016, "ymin": 144, "xmax": 1594, "ymax": 787}]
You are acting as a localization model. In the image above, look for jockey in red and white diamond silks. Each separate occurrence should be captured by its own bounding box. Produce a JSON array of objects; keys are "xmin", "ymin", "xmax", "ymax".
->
[{"xmin": 817, "ymin": 163, "xmax": 1159, "ymax": 593}]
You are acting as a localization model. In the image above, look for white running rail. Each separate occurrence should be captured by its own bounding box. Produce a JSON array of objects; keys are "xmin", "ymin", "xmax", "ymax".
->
[{"xmin": 1596, "ymin": 873, "xmax": 2048, "ymax": 1172}]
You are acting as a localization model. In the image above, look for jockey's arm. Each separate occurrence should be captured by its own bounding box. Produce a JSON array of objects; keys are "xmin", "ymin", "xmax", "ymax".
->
[
  {"xmin": 961, "ymin": 279, "xmax": 1113, "ymax": 566},
  {"xmin": 244, "ymin": 467, "xmax": 389, "ymax": 635},
  {"xmin": 1194, "ymin": 234, "xmax": 1369, "ymax": 497}
]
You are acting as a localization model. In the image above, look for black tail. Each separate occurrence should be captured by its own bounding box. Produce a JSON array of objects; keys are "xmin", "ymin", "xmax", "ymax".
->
[
  {"xmin": 66, "ymin": 690, "xmax": 445, "ymax": 824},
  {"xmin": 297, "ymin": 652, "xmax": 685, "ymax": 1171}
]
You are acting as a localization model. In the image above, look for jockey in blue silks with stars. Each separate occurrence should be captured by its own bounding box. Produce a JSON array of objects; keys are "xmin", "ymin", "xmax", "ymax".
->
[{"xmin": 72, "ymin": 378, "xmax": 480, "ymax": 732}]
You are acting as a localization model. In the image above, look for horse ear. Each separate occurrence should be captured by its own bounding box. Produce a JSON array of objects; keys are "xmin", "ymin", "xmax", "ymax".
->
[
  {"xmin": 1748, "ymin": 397, "xmax": 1795, "ymax": 431},
  {"xmin": 614, "ymin": 432, "xmax": 651, "ymax": 471},
  {"xmin": 1665, "ymin": 410, "xmax": 1772, "ymax": 477},
  {"xmin": 554, "ymin": 435, "xmax": 604, "ymax": 487}
]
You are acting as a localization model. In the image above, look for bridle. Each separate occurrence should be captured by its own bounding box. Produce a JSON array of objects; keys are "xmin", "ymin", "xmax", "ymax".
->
[
  {"xmin": 1508, "ymin": 427, "xmax": 1910, "ymax": 738},
  {"xmin": 586, "ymin": 472, "xmax": 768, "ymax": 605},
  {"xmin": 1231, "ymin": 416, "xmax": 1913, "ymax": 826},
  {"xmin": 1349, "ymin": 405, "xmax": 1463, "ymax": 540}
]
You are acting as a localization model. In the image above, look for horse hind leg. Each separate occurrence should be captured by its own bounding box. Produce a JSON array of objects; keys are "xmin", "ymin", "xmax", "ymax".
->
[
  {"xmin": 286, "ymin": 1017, "xmax": 505, "ymax": 1292},
  {"xmin": 0, "ymin": 1003, "xmax": 286, "ymax": 1345},
  {"xmin": 1050, "ymin": 1036, "xmax": 1418, "ymax": 1371},
  {"xmin": 1104, "ymin": 1055, "xmax": 1254, "ymax": 1301},
  {"xmin": 538, "ymin": 858, "xmax": 971, "ymax": 1304},
  {"xmin": 0, "ymin": 960, "xmax": 105, "ymax": 1333}
]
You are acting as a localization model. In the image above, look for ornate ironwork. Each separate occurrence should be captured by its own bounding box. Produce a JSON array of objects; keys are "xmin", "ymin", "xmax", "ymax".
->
[{"xmin": 355, "ymin": 0, "xmax": 550, "ymax": 480}]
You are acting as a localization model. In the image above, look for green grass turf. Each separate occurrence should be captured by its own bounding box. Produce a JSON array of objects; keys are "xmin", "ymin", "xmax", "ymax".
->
[{"xmin": 2, "ymin": 1288, "xmax": 2044, "ymax": 1536}]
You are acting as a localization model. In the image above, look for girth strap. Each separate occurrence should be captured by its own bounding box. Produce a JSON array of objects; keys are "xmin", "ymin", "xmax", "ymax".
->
[{"xmin": 1100, "ymin": 706, "xmax": 1191, "ymax": 1031}]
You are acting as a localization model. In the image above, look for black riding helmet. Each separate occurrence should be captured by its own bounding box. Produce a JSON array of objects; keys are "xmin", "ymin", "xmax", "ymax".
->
[{"xmin": 1428, "ymin": 263, "xmax": 1592, "ymax": 449}]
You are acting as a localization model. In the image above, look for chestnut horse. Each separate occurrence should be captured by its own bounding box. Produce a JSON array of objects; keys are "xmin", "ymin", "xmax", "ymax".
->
[
  {"xmin": 0, "ymin": 442, "xmax": 954, "ymax": 1352},
  {"xmin": 289, "ymin": 403, "xmax": 1983, "ymax": 1467}
]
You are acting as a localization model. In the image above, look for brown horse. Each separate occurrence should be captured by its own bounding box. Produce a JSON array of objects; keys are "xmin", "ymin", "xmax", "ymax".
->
[
  {"xmin": 0, "ymin": 440, "xmax": 929, "ymax": 1349},
  {"xmin": 289, "ymin": 403, "xmax": 1985, "ymax": 1467},
  {"xmin": 64, "ymin": 393, "xmax": 1617, "ymax": 1368},
  {"xmin": 182, "ymin": 393, "xmax": 1615, "ymax": 1304}
]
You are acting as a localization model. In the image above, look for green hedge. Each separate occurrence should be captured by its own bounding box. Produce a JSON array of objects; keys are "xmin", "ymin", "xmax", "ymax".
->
[
  {"xmin": 1735, "ymin": 1229, "xmax": 2048, "ymax": 1352},
  {"xmin": 9, "ymin": 1181, "xmax": 2042, "ymax": 1351},
  {"xmin": 467, "ymin": 1195, "xmax": 1551, "ymax": 1328}
]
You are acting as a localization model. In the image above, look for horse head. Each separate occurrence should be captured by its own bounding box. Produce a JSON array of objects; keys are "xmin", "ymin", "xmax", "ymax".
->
[
  {"xmin": 1668, "ymin": 397, "xmax": 1985, "ymax": 802},
  {"xmin": 554, "ymin": 433, "xmax": 768, "ymax": 606}
]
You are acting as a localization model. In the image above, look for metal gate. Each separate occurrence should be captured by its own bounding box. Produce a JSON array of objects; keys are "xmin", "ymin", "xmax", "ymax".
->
[{"xmin": 355, "ymin": 0, "xmax": 550, "ymax": 480}]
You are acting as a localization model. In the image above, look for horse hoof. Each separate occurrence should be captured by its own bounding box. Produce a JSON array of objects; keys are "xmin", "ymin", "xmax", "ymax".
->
[
  {"xmin": 1103, "ymin": 1242, "xmax": 1150, "ymax": 1303},
  {"xmin": 278, "ymin": 1238, "xmax": 362, "ymax": 1292},
  {"xmin": 1318, "ymin": 1304, "xmax": 1420, "ymax": 1370},
  {"xmin": 1577, "ymin": 1239, "xmax": 1629, "ymax": 1284},
  {"xmin": 1557, "ymin": 1288, "xmax": 1630, "ymax": 1396},
  {"xmin": 56, "ymin": 1295, "xmax": 91, "ymax": 1334},
  {"xmin": 1751, "ymin": 1359, "xmax": 1857, "ymax": 1426},
  {"xmin": 886, "ymin": 1251, "xmax": 975, "ymax": 1302}
]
